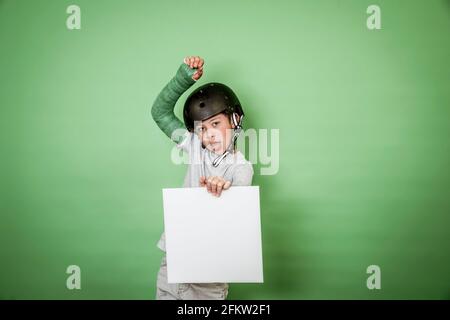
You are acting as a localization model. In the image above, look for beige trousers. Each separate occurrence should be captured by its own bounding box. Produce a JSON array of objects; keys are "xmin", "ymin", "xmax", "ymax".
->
[{"xmin": 156, "ymin": 255, "xmax": 229, "ymax": 300}]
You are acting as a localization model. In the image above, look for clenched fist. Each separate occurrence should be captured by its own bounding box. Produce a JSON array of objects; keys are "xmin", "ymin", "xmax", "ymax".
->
[
  {"xmin": 183, "ymin": 56, "xmax": 204, "ymax": 81},
  {"xmin": 199, "ymin": 176, "xmax": 231, "ymax": 197}
]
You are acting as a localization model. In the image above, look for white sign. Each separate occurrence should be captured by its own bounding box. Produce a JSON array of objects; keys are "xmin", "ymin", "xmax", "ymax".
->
[{"xmin": 162, "ymin": 186, "xmax": 263, "ymax": 283}]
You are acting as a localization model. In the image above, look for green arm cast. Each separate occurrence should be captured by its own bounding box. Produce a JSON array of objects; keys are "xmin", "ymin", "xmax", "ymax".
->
[{"xmin": 151, "ymin": 63, "xmax": 197, "ymax": 144}]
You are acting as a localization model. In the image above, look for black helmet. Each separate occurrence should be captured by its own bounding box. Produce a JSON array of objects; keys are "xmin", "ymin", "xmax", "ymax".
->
[{"xmin": 183, "ymin": 82, "xmax": 244, "ymax": 131}]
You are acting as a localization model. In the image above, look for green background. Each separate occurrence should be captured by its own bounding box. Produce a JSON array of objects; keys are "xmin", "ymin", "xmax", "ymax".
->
[{"xmin": 1, "ymin": 0, "xmax": 449, "ymax": 299}]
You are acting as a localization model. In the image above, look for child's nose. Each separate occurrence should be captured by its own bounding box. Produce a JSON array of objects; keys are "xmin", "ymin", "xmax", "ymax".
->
[{"xmin": 206, "ymin": 129, "xmax": 215, "ymax": 139}]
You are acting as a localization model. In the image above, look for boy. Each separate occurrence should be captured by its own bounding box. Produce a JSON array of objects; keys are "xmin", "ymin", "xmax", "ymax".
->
[{"xmin": 151, "ymin": 56, "xmax": 253, "ymax": 300}]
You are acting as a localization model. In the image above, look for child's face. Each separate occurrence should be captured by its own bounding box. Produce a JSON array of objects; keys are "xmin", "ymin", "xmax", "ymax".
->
[{"xmin": 194, "ymin": 113, "xmax": 236, "ymax": 154}]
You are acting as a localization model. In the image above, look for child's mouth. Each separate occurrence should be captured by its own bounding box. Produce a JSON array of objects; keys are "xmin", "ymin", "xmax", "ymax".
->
[{"xmin": 208, "ymin": 142, "xmax": 222, "ymax": 152}]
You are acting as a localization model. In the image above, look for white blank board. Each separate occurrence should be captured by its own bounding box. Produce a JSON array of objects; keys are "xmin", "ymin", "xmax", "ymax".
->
[{"xmin": 162, "ymin": 186, "xmax": 263, "ymax": 283}]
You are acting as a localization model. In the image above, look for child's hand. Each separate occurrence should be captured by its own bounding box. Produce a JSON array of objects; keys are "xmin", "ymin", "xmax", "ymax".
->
[
  {"xmin": 199, "ymin": 176, "xmax": 231, "ymax": 197},
  {"xmin": 184, "ymin": 56, "xmax": 204, "ymax": 81}
]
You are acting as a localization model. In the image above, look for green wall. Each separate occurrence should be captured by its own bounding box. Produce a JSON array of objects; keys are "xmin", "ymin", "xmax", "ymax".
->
[{"xmin": 1, "ymin": 0, "xmax": 449, "ymax": 299}]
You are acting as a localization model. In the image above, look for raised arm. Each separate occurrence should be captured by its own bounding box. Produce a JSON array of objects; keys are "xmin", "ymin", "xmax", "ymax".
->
[{"xmin": 151, "ymin": 57, "xmax": 204, "ymax": 144}]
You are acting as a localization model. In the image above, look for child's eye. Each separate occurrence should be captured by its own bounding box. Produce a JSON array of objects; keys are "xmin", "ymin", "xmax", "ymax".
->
[{"xmin": 212, "ymin": 121, "xmax": 219, "ymax": 127}]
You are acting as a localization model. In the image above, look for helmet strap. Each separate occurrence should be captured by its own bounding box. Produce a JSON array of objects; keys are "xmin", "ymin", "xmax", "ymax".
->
[{"xmin": 212, "ymin": 113, "xmax": 244, "ymax": 167}]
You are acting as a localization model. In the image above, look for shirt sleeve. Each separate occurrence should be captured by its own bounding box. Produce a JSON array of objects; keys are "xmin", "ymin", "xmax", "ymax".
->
[{"xmin": 231, "ymin": 163, "xmax": 254, "ymax": 186}]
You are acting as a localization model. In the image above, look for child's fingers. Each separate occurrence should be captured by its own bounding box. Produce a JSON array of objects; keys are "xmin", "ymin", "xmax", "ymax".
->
[
  {"xmin": 184, "ymin": 56, "xmax": 193, "ymax": 67},
  {"xmin": 192, "ymin": 69, "xmax": 203, "ymax": 81},
  {"xmin": 204, "ymin": 176, "xmax": 229, "ymax": 196},
  {"xmin": 193, "ymin": 56, "xmax": 200, "ymax": 68},
  {"xmin": 183, "ymin": 56, "xmax": 204, "ymax": 68},
  {"xmin": 210, "ymin": 177, "xmax": 219, "ymax": 195},
  {"xmin": 206, "ymin": 176, "xmax": 213, "ymax": 193},
  {"xmin": 184, "ymin": 56, "xmax": 204, "ymax": 78},
  {"xmin": 223, "ymin": 180, "xmax": 231, "ymax": 190},
  {"xmin": 196, "ymin": 70, "xmax": 203, "ymax": 80},
  {"xmin": 216, "ymin": 180, "xmax": 225, "ymax": 196}
]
